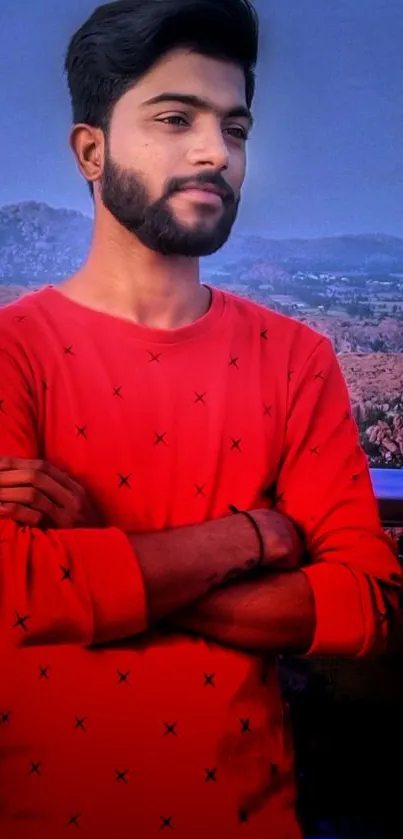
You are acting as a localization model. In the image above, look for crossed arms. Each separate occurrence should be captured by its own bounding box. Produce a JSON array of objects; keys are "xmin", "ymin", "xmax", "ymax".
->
[{"xmin": 0, "ymin": 333, "xmax": 401, "ymax": 656}]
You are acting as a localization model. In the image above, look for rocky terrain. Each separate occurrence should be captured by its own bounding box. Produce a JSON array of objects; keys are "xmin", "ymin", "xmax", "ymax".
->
[
  {"xmin": 1, "ymin": 201, "xmax": 402, "ymax": 469},
  {"xmin": 301, "ymin": 313, "xmax": 403, "ymax": 354}
]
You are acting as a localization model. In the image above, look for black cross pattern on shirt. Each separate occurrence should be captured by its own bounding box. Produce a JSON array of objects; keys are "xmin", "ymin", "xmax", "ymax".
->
[
  {"xmin": 61, "ymin": 566, "xmax": 73, "ymax": 582},
  {"xmin": 29, "ymin": 761, "xmax": 42, "ymax": 776},
  {"xmin": 1, "ymin": 711, "xmax": 11, "ymax": 724},
  {"xmin": 314, "ymin": 371, "xmax": 324, "ymax": 381},
  {"xmin": 154, "ymin": 432, "xmax": 168, "ymax": 447},
  {"xmin": 230, "ymin": 438, "xmax": 242, "ymax": 452},
  {"xmin": 13, "ymin": 612, "xmax": 29, "ymax": 632},
  {"xmin": 0, "ymin": 399, "xmax": 6, "ymax": 414},
  {"xmin": 194, "ymin": 392, "xmax": 207, "ymax": 405},
  {"xmin": 14, "ymin": 315, "xmax": 27, "ymax": 323},
  {"xmin": 204, "ymin": 768, "xmax": 217, "ymax": 783},
  {"xmin": 75, "ymin": 425, "xmax": 87, "ymax": 439},
  {"xmin": 39, "ymin": 665, "xmax": 50, "ymax": 680},
  {"xmin": 113, "ymin": 386, "xmax": 123, "ymax": 399},
  {"xmin": 351, "ymin": 472, "xmax": 361, "ymax": 482},
  {"xmin": 42, "ymin": 380, "xmax": 48, "ymax": 393},
  {"xmin": 117, "ymin": 474, "xmax": 132, "ymax": 490},
  {"xmin": 64, "ymin": 346, "xmax": 75, "ymax": 356},
  {"xmin": 164, "ymin": 722, "xmax": 178, "ymax": 737},
  {"xmin": 260, "ymin": 329, "xmax": 268, "ymax": 341},
  {"xmin": 160, "ymin": 816, "xmax": 174, "ymax": 830},
  {"xmin": 309, "ymin": 446, "xmax": 320, "ymax": 457},
  {"xmin": 115, "ymin": 769, "xmax": 129, "ymax": 784},
  {"xmin": 67, "ymin": 814, "xmax": 81, "ymax": 829},
  {"xmin": 117, "ymin": 670, "xmax": 131, "ymax": 686},
  {"xmin": 263, "ymin": 404, "xmax": 272, "ymax": 417},
  {"xmin": 195, "ymin": 484, "xmax": 206, "ymax": 498},
  {"xmin": 204, "ymin": 673, "xmax": 215, "ymax": 687},
  {"xmin": 240, "ymin": 718, "xmax": 251, "ymax": 734},
  {"xmin": 148, "ymin": 352, "xmax": 162, "ymax": 364},
  {"xmin": 229, "ymin": 356, "xmax": 239, "ymax": 369},
  {"xmin": 75, "ymin": 716, "xmax": 87, "ymax": 732},
  {"xmin": 239, "ymin": 809, "xmax": 249, "ymax": 824},
  {"xmin": 344, "ymin": 410, "xmax": 351, "ymax": 421}
]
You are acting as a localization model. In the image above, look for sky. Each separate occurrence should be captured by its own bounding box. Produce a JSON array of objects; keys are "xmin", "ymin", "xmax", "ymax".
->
[{"xmin": 0, "ymin": 0, "xmax": 402, "ymax": 239}]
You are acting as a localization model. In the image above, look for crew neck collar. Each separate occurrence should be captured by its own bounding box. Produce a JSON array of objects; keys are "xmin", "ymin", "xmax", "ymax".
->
[{"xmin": 37, "ymin": 283, "xmax": 226, "ymax": 346}]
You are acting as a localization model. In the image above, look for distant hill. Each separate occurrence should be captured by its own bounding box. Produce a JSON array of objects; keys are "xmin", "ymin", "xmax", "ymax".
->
[
  {"xmin": 1, "ymin": 201, "xmax": 403, "ymax": 284},
  {"xmin": 205, "ymin": 232, "xmax": 403, "ymax": 276},
  {"xmin": 0, "ymin": 202, "xmax": 92, "ymax": 283}
]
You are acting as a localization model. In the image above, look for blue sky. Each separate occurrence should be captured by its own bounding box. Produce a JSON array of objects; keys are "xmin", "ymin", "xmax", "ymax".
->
[{"xmin": 1, "ymin": 0, "xmax": 402, "ymax": 238}]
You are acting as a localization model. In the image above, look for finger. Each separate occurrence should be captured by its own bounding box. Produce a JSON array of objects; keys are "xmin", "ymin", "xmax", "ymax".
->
[
  {"xmin": 0, "ymin": 489, "xmax": 77, "ymax": 529},
  {"xmin": 0, "ymin": 457, "xmax": 25, "ymax": 472},
  {"xmin": 0, "ymin": 502, "xmax": 43, "ymax": 527},
  {"xmin": 40, "ymin": 461, "xmax": 85, "ymax": 495},
  {"xmin": 0, "ymin": 469, "xmax": 77, "ymax": 512},
  {"xmin": 0, "ymin": 458, "xmax": 81, "ymax": 495}
]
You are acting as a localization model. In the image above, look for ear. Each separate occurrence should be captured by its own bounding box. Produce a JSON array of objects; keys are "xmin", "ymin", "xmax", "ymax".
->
[{"xmin": 69, "ymin": 124, "xmax": 105, "ymax": 189}]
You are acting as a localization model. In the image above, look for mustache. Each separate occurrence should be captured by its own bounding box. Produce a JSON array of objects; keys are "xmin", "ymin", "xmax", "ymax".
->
[{"xmin": 166, "ymin": 172, "xmax": 236, "ymax": 203}]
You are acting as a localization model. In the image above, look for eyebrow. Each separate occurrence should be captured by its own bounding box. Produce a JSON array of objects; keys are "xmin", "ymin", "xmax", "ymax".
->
[{"xmin": 142, "ymin": 92, "xmax": 254, "ymax": 128}]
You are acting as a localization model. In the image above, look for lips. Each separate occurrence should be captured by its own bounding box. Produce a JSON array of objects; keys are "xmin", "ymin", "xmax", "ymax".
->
[{"xmin": 181, "ymin": 184, "xmax": 226, "ymax": 200}]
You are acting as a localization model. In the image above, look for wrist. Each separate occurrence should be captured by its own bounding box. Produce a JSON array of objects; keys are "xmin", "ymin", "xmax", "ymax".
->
[{"xmin": 228, "ymin": 505, "xmax": 265, "ymax": 567}]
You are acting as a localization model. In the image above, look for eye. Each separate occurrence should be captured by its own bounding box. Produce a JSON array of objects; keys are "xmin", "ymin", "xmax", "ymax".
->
[
  {"xmin": 156, "ymin": 115, "xmax": 189, "ymax": 127},
  {"xmin": 224, "ymin": 126, "xmax": 249, "ymax": 141}
]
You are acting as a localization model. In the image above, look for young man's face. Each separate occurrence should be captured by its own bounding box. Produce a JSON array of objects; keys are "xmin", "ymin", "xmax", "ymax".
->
[{"xmin": 99, "ymin": 48, "xmax": 252, "ymax": 256}]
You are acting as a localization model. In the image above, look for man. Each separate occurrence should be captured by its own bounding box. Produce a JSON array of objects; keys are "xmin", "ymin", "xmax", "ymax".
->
[{"xmin": 0, "ymin": 1, "xmax": 400, "ymax": 837}]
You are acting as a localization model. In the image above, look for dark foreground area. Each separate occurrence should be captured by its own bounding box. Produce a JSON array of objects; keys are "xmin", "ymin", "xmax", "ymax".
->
[{"xmin": 283, "ymin": 534, "xmax": 403, "ymax": 839}]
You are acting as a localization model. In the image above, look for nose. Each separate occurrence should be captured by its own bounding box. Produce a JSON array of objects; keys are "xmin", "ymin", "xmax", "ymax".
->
[{"xmin": 187, "ymin": 120, "xmax": 230, "ymax": 171}]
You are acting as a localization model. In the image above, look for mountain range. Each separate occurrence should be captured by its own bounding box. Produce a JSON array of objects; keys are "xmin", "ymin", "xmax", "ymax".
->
[{"xmin": 1, "ymin": 201, "xmax": 403, "ymax": 284}]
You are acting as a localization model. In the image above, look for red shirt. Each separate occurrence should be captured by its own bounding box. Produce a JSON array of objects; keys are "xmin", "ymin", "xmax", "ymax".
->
[{"xmin": 0, "ymin": 285, "xmax": 400, "ymax": 839}]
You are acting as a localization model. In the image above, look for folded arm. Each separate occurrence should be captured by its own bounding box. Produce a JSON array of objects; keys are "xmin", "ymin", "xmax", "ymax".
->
[
  {"xmin": 0, "ymin": 331, "xmax": 294, "ymax": 648},
  {"xmin": 167, "ymin": 569, "xmax": 316, "ymax": 654},
  {"xmin": 171, "ymin": 338, "xmax": 402, "ymax": 658}
]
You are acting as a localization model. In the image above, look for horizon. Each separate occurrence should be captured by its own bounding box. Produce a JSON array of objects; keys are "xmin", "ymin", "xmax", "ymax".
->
[{"xmin": 1, "ymin": 199, "xmax": 402, "ymax": 244}]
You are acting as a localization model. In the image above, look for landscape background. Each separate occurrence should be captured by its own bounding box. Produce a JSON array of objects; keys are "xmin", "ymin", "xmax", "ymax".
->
[
  {"xmin": 1, "ymin": 0, "xmax": 402, "ymax": 473},
  {"xmin": 1, "ymin": 206, "xmax": 403, "ymax": 470}
]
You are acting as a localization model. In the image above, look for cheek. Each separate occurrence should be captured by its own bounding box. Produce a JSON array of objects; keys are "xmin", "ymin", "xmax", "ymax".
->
[{"xmin": 112, "ymin": 129, "xmax": 180, "ymax": 180}]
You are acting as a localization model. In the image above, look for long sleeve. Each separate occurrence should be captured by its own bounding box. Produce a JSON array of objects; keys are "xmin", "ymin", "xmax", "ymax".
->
[
  {"xmin": 0, "ymin": 336, "xmax": 147, "ymax": 648},
  {"xmin": 274, "ymin": 335, "xmax": 401, "ymax": 657}
]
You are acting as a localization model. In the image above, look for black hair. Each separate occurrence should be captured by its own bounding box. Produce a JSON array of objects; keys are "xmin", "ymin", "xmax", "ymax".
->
[{"xmin": 65, "ymin": 0, "xmax": 259, "ymax": 194}]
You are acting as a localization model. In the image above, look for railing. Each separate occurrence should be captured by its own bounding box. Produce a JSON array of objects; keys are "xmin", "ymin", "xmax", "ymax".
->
[{"xmin": 370, "ymin": 468, "xmax": 403, "ymax": 529}]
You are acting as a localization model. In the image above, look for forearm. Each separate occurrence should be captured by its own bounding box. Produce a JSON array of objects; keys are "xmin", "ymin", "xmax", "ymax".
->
[
  {"xmin": 169, "ymin": 562, "xmax": 400, "ymax": 658},
  {"xmin": 130, "ymin": 514, "xmax": 262, "ymax": 624},
  {"xmin": 1, "ymin": 512, "xmax": 262, "ymax": 648},
  {"xmin": 167, "ymin": 570, "xmax": 316, "ymax": 654}
]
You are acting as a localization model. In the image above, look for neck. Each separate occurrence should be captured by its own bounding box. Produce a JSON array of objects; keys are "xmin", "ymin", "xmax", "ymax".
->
[{"xmin": 59, "ymin": 210, "xmax": 210, "ymax": 330}]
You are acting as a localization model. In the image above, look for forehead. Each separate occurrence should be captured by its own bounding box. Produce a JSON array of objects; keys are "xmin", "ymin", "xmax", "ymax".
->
[{"xmin": 117, "ymin": 48, "xmax": 247, "ymax": 113}]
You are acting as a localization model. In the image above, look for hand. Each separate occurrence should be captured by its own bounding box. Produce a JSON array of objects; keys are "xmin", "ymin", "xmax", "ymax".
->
[
  {"xmin": 248, "ymin": 508, "xmax": 304, "ymax": 570},
  {"xmin": 0, "ymin": 457, "xmax": 101, "ymax": 528}
]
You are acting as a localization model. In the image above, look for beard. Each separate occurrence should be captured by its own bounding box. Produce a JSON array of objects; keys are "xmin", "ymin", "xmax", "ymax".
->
[{"xmin": 100, "ymin": 150, "xmax": 240, "ymax": 257}]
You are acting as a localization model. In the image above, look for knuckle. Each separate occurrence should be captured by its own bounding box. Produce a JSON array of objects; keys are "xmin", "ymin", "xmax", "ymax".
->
[
  {"xmin": 29, "ymin": 488, "xmax": 41, "ymax": 504},
  {"xmin": 41, "ymin": 497, "xmax": 53, "ymax": 515}
]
